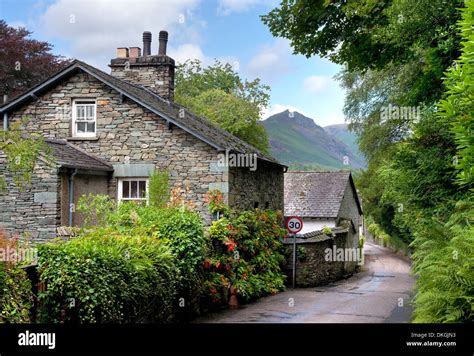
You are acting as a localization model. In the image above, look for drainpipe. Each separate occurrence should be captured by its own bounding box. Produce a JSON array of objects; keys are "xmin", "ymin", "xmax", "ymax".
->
[
  {"xmin": 68, "ymin": 169, "xmax": 78, "ymax": 226},
  {"xmin": 3, "ymin": 112, "xmax": 7, "ymax": 131}
]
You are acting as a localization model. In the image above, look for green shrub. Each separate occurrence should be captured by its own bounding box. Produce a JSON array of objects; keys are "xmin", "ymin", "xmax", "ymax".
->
[
  {"xmin": 47, "ymin": 195, "xmax": 207, "ymax": 322},
  {"xmin": 411, "ymin": 200, "xmax": 474, "ymax": 323},
  {"xmin": 109, "ymin": 203, "xmax": 207, "ymax": 316},
  {"xmin": 37, "ymin": 228, "xmax": 178, "ymax": 323},
  {"xmin": 322, "ymin": 226, "xmax": 332, "ymax": 235},
  {"xmin": 0, "ymin": 263, "xmax": 33, "ymax": 323},
  {"xmin": 0, "ymin": 232, "xmax": 34, "ymax": 323},
  {"xmin": 204, "ymin": 209, "xmax": 287, "ymax": 306},
  {"xmin": 149, "ymin": 170, "xmax": 170, "ymax": 208}
]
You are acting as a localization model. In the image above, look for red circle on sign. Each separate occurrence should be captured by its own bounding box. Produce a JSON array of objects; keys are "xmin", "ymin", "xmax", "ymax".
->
[{"xmin": 286, "ymin": 216, "xmax": 303, "ymax": 234}]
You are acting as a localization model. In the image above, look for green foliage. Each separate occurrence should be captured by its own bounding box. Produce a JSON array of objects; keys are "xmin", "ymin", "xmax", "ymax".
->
[
  {"xmin": 321, "ymin": 226, "xmax": 332, "ymax": 236},
  {"xmin": 0, "ymin": 231, "xmax": 34, "ymax": 323},
  {"xmin": 175, "ymin": 59, "xmax": 270, "ymax": 153},
  {"xmin": 148, "ymin": 169, "xmax": 169, "ymax": 207},
  {"xmin": 111, "ymin": 203, "xmax": 207, "ymax": 315},
  {"xmin": 37, "ymin": 229, "xmax": 178, "ymax": 323},
  {"xmin": 204, "ymin": 189, "xmax": 230, "ymax": 216},
  {"xmin": 262, "ymin": 0, "xmax": 462, "ymax": 92},
  {"xmin": 39, "ymin": 195, "xmax": 207, "ymax": 322},
  {"xmin": 0, "ymin": 264, "xmax": 33, "ymax": 323},
  {"xmin": 203, "ymin": 209, "xmax": 287, "ymax": 306},
  {"xmin": 77, "ymin": 193, "xmax": 115, "ymax": 227},
  {"xmin": 411, "ymin": 200, "xmax": 474, "ymax": 323},
  {"xmin": 296, "ymin": 245, "xmax": 307, "ymax": 262},
  {"xmin": 438, "ymin": 0, "xmax": 474, "ymax": 189},
  {"xmin": 0, "ymin": 117, "xmax": 52, "ymax": 191}
]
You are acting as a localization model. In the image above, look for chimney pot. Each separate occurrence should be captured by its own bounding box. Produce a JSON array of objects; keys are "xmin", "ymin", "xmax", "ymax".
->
[
  {"xmin": 143, "ymin": 31, "xmax": 152, "ymax": 56},
  {"xmin": 158, "ymin": 30, "xmax": 168, "ymax": 55},
  {"xmin": 116, "ymin": 47, "xmax": 129, "ymax": 58},
  {"xmin": 129, "ymin": 47, "xmax": 141, "ymax": 58}
]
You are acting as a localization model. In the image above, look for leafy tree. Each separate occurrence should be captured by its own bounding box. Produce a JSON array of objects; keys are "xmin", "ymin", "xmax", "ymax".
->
[
  {"xmin": 175, "ymin": 60, "xmax": 270, "ymax": 153},
  {"xmin": 0, "ymin": 118, "xmax": 52, "ymax": 192},
  {"xmin": 0, "ymin": 20, "xmax": 70, "ymax": 103},
  {"xmin": 438, "ymin": 2, "xmax": 474, "ymax": 189}
]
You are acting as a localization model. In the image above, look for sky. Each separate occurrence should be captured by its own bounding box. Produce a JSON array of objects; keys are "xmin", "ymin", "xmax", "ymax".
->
[{"xmin": 0, "ymin": 0, "xmax": 347, "ymax": 127}]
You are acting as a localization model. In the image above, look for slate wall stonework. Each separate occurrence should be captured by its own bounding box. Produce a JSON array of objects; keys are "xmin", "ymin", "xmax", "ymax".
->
[
  {"xmin": 0, "ymin": 155, "xmax": 61, "ymax": 243},
  {"xmin": 110, "ymin": 56, "xmax": 175, "ymax": 100},
  {"xmin": 338, "ymin": 181, "xmax": 361, "ymax": 238},
  {"xmin": 228, "ymin": 160, "xmax": 284, "ymax": 212},
  {"xmin": 282, "ymin": 228, "xmax": 360, "ymax": 287}
]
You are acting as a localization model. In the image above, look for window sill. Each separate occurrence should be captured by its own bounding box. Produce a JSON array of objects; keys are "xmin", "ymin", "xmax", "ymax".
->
[{"xmin": 67, "ymin": 136, "xmax": 99, "ymax": 141}]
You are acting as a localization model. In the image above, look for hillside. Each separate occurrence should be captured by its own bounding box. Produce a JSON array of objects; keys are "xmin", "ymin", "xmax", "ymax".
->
[
  {"xmin": 324, "ymin": 123, "xmax": 365, "ymax": 165},
  {"xmin": 262, "ymin": 110, "xmax": 366, "ymax": 170}
]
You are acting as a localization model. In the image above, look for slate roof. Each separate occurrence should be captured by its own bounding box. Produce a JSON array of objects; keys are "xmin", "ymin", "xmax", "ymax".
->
[
  {"xmin": 45, "ymin": 139, "xmax": 113, "ymax": 172},
  {"xmin": 0, "ymin": 60, "xmax": 284, "ymax": 167},
  {"xmin": 284, "ymin": 171, "xmax": 362, "ymax": 218}
]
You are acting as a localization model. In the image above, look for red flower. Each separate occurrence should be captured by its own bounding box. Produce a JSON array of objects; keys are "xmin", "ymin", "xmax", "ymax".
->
[
  {"xmin": 210, "ymin": 289, "xmax": 217, "ymax": 294},
  {"xmin": 203, "ymin": 260, "xmax": 211, "ymax": 269},
  {"xmin": 215, "ymin": 261, "xmax": 222, "ymax": 269},
  {"xmin": 223, "ymin": 239, "xmax": 237, "ymax": 252},
  {"xmin": 212, "ymin": 298, "xmax": 219, "ymax": 303}
]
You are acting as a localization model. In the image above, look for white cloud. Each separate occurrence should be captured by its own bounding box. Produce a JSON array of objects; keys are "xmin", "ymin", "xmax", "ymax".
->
[
  {"xmin": 303, "ymin": 75, "xmax": 332, "ymax": 94},
  {"xmin": 217, "ymin": 0, "xmax": 277, "ymax": 15},
  {"xmin": 36, "ymin": 0, "xmax": 202, "ymax": 70},
  {"xmin": 246, "ymin": 38, "xmax": 293, "ymax": 84},
  {"xmin": 169, "ymin": 43, "xmax": 207, "ymax": 64},
  {"xmin": 261, "ymin": 104, "xmax": 308, "ymax": 120}
]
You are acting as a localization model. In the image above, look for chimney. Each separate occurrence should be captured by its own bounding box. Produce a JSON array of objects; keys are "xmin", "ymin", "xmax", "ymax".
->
[
  {"xmin": 129, "ymin": 47, "xmax": 141, "ymax": 58},
  {"xmin": 143, "ymin": 31, "xmax": 151, "ymax": 56},
  {"xmin": 109, "ymin": 31, "xmax": 175, "ymax": 101},
  {"xmin": 116, "ymin": 47, "xmax": 129, "ymax": 58},
  {"xmin": 158, "ymin": 31, "xmax": 168, "ymax": 55}
]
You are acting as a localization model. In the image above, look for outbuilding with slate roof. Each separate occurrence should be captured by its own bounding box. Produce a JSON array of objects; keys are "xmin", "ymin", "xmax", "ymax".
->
[
  {"xmin": 0, "ymin": 31, "xmax": 286, "ymax": 242},
  {"xmin": 284, "ymin": 171, "xmax": 362, "ymax": 235}
]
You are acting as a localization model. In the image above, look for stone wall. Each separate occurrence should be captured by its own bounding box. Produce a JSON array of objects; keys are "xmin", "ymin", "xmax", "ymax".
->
[
  {"xmin": 282, "ymin": 227, "xmax": 360, "ymax": 287},
  {"xmin": 228, "ymin": 159, "xmax": 284, "ymax": 212},
  {"xmin": 0, "ymin": 154, "xmax": 61, "ymax": 243},
  {"xmin": 110, "ymin": 56, "xmax": 175, "ymax": 100},
  {"xmin": 338, "ymin": 180, "xmax": 361, "ymax": 239}
]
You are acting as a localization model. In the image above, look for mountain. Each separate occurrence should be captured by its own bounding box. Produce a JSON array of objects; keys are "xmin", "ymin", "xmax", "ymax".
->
[
  {"xmin": 262, "ymin": 110, "xmax": 366, "ymax": 170},
  {"xmin": 324, "ymin": 123, "xmax": 365, "ymax": 165}
]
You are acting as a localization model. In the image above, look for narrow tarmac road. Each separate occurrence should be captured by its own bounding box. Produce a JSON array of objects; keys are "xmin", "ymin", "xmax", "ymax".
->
[{"xmin": 197, "ymin": 242, "xmax": 414, "ymax": 323}]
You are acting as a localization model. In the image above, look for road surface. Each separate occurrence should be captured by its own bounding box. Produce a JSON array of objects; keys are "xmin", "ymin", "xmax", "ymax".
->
[{"xmin": 196, "ymin": 242, "xmax": 414, "ymax": 323}]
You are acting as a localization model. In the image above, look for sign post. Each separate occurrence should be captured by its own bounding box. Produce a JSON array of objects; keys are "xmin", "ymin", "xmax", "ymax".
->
[{"xmin": 285, "ymin": 216, "xmax": 303, "ymax": 289}]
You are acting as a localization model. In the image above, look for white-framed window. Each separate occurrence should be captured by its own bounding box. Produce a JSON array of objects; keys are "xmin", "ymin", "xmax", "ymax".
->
[
  {"xmin": 72, "ymin": 99, "xmax": 96, "ymax": 137},
  {"xmin": 117, "ymin": 178, "xmax": 149, "ymax": 203}
]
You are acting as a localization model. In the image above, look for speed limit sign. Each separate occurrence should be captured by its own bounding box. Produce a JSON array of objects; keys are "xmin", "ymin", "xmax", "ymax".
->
[{"xmin": 286, "ymin": 216, "xmax": 303, "ymax": 234}]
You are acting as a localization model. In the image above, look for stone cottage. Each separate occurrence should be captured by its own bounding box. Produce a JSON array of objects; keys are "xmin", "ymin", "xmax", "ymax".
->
[
  {"xmin": 284, "ymin": 172, "xmax": 362, "ymax": 235},
  {"xmin": 0, "ymin": 31, "xmax": 285, "ymax": 242}
]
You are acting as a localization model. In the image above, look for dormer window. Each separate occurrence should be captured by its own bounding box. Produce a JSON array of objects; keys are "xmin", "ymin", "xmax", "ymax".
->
[{"xmin": 72, "ymin": 99, "xmax": 96, "ymax": 137}]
